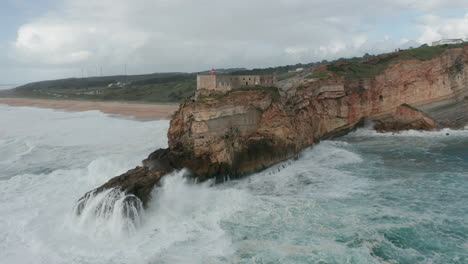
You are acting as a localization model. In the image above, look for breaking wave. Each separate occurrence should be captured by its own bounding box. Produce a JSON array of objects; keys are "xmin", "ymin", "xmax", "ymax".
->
[
  {"xmin": 72, "ymin": 188, "xmax": 144, "ymax": 238},
  {"xmin": 1, "ymin": 105, "xmax": 466, "ymax": 264}
]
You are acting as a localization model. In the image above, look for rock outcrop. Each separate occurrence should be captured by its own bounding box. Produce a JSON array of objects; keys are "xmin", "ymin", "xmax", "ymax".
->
[
  {"xmin": 374, "ymin": 104, "xmax": 437, "ymax": 132},
  {"xmin": 166, "ymin": 88, "xmax": 298, "ymax": 181},
  {"xmin": 77, "ymin": 45, "xmax": 468, "ymax": 211},
  {"xmin": 76, "ymin": 166, "xmax": 165, "ymax": 215}
]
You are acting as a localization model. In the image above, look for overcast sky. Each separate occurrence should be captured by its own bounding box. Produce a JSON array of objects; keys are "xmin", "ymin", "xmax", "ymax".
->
[{"xmin": 1, "ymin": 0, "xmax": 468, "ymax": 84}]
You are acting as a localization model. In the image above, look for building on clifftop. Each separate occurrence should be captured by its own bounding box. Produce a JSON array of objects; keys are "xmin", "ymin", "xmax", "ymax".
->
[{"xmin": 196, "ymin": 70, "xmax": 276, "ymax": 94}]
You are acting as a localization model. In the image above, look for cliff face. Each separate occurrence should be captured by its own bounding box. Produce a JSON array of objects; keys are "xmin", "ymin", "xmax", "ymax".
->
[
  {"xmin": 167, "ymin": 89, "xmax": 298, "ymax": 180},
  {"xmin": 166, "ymin": 46, "xmax": 468, "ymax": 179},
  {"xmin": 76, "ymin": 46, "xmax": 468, "ymax": 212},
  {"xmin": 374, "ymin": 104, "xmax": 437, "ymax": 133}
]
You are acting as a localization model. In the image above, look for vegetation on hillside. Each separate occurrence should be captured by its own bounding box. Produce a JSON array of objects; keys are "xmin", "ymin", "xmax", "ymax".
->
[
  {"xmin": 196, "ymin": 86, "xmax": 280, "ymax": 103},
  {"xmin": 326, "ymin": 42, "xmax": 468, "ymax": 80},
  {"xmin": 231, "ymin": 62, "xmax": 324, "ymax": 78},
  {"xmin": 2, "ymin": 42, "xmax": 466, "ymax": 102},
  {"xmin": 3, "ymin": 68, "xmax": 248, "ymax": 103},
  {"xmin": 7, "ymin": 73, "xmax": 196, "ymax": 103}
]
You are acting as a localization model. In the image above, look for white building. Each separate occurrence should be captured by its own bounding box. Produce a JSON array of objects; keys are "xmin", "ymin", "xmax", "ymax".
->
[
  {"xmin": 288, "ymin": 68, "xmax": 304, "ymax": 73},
  {"xmin": 432, "ymin": 39, "xmax": 464, "ymax": 46}
]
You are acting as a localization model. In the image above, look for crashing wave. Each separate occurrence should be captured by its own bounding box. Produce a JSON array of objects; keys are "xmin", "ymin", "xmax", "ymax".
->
[{"xmin": 73, "ymin": 188, "xmax": 144, "ymax": 236}]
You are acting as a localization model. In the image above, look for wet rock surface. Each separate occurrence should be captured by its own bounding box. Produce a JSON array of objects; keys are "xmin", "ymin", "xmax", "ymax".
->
[
  {"xmin": 374, "ymin": 104, "xmax": 437, "ymax": 133},
  {"xmin": 142, "ymin": 148, "xmax": 173, "ymax": 173},
  {"xmin": 418, "ymin": 95, "xmax": 468, "ymax": 129},
  {"xmin": 76, "ymin": 166, "xmax": 166, "ymax": 213}
]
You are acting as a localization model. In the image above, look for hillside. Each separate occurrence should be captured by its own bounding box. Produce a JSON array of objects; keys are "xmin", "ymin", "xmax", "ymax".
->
[
  {"xmin": 2, "ymin": 42, "xmax": 468, "ymax": 103},
  {"xmin": 1, "ymin": 69, "xmax": 244, "ymax": 103},
  {"xmin": 0, "ymin": 61, "xmax": 331, "ymax": 103},
  {"xmin": 323, "ymin": 42, "xmax": 468, "ymax": 80},
  {"xmin": 3, "ymin": 72, "xmax": 195, "ymax": 103}
]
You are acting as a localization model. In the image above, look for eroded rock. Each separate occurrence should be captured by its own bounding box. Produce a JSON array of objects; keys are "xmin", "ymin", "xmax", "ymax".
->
[
  {"xmin": 76, "ymin": 166, "xmax": 166, "ymax": 215},
  {"xmin": 142, "ymin": 148, "xmax": 172, "ymax": 172},
  {"xmin": 374, "ymin": 104, "xmax": 437, "ymax": 133}
]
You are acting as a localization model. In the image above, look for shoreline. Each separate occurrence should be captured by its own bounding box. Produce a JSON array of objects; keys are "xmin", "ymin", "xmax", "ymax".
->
[{"xmin": 0, "ymin": 97, "xmax": 179, "ymax": 120}]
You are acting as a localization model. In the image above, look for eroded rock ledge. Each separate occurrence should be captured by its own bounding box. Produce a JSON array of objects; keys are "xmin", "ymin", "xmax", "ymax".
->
[
  {"xmin": 374, "ymin": 104, "xmax": 437, "ymax": 133},
  {"xmin": 77, "ymin": 46, "xmax": 468, "ymax": 211}
]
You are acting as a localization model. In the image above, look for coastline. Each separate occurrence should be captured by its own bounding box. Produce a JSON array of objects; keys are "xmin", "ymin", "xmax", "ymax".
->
[{"xmin": 0, "ymin": 97, "xmax": 179, "ymax": 120}]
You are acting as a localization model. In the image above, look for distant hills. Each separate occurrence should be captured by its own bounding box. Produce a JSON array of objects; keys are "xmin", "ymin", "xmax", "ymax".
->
[
  {"xmin": 2, "ymin": 41, "xmax": 466, "ymax": 103},
  {"xmin": 0, "ymin": 65, "xmax": 318, "ymax": 103}
]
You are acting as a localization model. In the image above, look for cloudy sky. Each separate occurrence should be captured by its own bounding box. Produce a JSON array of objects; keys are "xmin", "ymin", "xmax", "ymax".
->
[{"xmin": 1, "ymin": 0, "xmax": 468, "ymax": 84}]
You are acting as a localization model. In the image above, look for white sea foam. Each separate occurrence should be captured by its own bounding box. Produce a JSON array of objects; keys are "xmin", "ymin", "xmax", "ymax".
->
[
  {"xmin": 230, "ymin": 140, "xmax": 368, "ymax": 199},
  {"xmin": 0, "ymin": 138, "xmax": 34, "ymax": 165},
  {"xmin": 1, "ymin": 104, "xmax": 465, "ymax": 263},
  {"xmin": 0, "ymin": 105, "xmax": 249, "ymax": 263},
  {"xmin": 348, "ymin": 126, "xmax": 468, "ymax": 138},
  {"xmin": 71, "ymin": 188, "xmax": 144, "ymax": 239}
]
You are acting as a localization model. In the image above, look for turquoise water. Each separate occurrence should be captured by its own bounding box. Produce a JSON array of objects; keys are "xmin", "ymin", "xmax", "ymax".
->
[
  {"xmin": 0, "ymin": 105, "xmax": 466, "ymax": 263},
  {"xmin": 220, "ymin": 129, "xmax": 468, "ymax": 263}
]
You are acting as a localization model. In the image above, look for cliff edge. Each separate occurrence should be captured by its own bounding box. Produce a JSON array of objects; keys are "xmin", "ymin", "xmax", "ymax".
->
[{"xmin": 76, "ymin": 44, "xmax": 468, "ymax": 214}]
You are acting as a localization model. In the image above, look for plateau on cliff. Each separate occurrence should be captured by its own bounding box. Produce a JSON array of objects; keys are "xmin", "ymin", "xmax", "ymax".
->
[{"xmin": 76, "ymin": 43, "xmax": 468, "ymax": 218}]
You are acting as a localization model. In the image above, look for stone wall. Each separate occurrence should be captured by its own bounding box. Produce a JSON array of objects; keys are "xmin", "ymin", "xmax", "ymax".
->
[
  {"xmin": 197, "ymin": 75, "xmax": 217, "ymax": 90},
  {"xmin": 196, "ymin": 74, "xmax": 275, "ymax": 92}
]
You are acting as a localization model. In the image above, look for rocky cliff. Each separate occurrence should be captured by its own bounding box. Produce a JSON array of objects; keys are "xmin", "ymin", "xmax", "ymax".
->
[
  {"xmin": 77, "ymin": 45, "xmax": 468, "ymax": 212},
  {"xmin": 374, "ymin": 104, "xmax": 437, "ymax": 132},
  {"xmin": 163, "ymin": 45, "xmax": 468, "ymax": 179}
]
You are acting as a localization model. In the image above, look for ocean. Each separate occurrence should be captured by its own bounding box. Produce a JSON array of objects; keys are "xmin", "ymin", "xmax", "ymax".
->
[{"xmin": 0, "ymin": 104, "xmax": 466, "ymax": 264}]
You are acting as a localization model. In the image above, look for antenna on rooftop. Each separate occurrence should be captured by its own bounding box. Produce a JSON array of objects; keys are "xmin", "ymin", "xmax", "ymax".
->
[{"xmin": 210, "ymin": 68, "xmax": 216, "ymax": 75}]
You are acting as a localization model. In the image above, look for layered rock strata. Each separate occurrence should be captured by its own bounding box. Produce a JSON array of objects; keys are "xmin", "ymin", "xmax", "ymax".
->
[
  {"xmin": 374, "ymin": 104, "xmax": 437, "ymax": 132},
  {"xmin": 77, "ymin": 46, "xmax": 468, "ymax": 211}
]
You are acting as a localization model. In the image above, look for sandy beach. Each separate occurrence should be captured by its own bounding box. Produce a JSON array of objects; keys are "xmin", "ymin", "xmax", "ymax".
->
[{"xmin": 0, "ymin": 97, "xmax": 179, "ymax": 120}]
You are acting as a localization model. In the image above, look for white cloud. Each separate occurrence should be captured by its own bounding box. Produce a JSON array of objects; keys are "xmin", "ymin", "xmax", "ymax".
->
[
  {"xmin": 14, "ymin": 19, "xmax": 149, "ymax": 65},
  {"xmin": 3, "ymin": 0, "xmax": 468, "ymax": 83},
  {"xmin": 417, "ymin": 13, "xmax": 468, "ymax": 44}
]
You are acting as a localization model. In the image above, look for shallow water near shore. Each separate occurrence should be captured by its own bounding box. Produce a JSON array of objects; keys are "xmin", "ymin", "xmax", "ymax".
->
[{"xmin": 0, "ymin": 104, "xmax": 467, "ymax": 264}]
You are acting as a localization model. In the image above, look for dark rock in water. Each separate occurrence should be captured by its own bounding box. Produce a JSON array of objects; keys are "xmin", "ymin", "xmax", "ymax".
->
[
  {"xmin": 76, "ymin": 166, "xmax": 166, "ymax": 214},
  {"xmin": 142, "ymin": 148, "xmax": 173, "ymax": 172},
  {"xmin": 96, "ymin": 166, "xmax": 166, "ymax": 208},
  {"xmin": 374, "ymin": 104, "xmax": 437, "ymax": 133}
]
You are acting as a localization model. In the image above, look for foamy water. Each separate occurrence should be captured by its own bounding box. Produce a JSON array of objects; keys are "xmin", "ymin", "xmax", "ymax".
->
[{"xmin": 0, "ymin": 104, "xmax": 467, "ymax": 263}]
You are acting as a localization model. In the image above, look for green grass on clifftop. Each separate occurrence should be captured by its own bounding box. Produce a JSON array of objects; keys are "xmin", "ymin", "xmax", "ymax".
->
[
  {"xmin": 6, "ymin": 42, "xmax": 467, "ymax": 103},
  {"xmin": 327, "ymin": 42, "xmax": 468, "ymax": 80},
  {"xmin": 196, "ymin": 86, "xmax": 280, "ymax": 103}
]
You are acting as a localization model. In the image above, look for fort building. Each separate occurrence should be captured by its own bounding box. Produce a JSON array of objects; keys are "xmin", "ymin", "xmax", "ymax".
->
[{"xmin": 197, "ymin": 74, "xmax": 276, "ymax": 93}]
